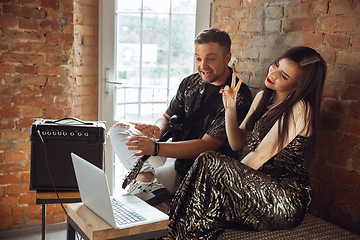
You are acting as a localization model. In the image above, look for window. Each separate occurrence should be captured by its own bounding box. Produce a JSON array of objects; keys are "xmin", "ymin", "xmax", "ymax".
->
[{"xmin": 99, "ymin": 0, "xmax": 211, "ymax": 193}]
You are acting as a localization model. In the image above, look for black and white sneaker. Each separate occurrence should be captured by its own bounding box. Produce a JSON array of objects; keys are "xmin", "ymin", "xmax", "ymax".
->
[{"xmin": 127, "ymin": 179, "xmax": 170, "ymax": 206}]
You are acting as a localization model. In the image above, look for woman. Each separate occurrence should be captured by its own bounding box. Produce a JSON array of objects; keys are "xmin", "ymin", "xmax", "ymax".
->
[{"xmin": 165, "ymin": 46, "xmax": 327, "ymax": 239}]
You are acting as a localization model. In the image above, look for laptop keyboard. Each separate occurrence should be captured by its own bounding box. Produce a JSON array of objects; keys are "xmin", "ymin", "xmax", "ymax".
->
[{"xmin": 111, "ymin": 198, "xmax": 146, "ymax": 225}]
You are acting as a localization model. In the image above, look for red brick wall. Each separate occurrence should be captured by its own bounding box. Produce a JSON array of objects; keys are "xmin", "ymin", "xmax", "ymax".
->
[
  {"xmin": 0, "ymin": 0, "xmax": 98, "ymax": 230},
  {"xmin": 213, "ymin": 0, "xmax": 360, "ymax": 235}
]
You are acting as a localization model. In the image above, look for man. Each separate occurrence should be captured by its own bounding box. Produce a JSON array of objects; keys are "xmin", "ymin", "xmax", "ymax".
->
[{"xmin": 109, "ymin": 28, "xmax": 252, "ymax": 206}]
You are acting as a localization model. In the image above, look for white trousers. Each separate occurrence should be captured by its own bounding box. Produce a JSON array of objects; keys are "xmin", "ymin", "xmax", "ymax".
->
[{"xmin": 108, "ymin": 123, "xmax": 179, "ymax": 194}]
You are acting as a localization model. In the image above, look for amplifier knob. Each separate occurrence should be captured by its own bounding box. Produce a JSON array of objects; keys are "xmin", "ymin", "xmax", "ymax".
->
[
  {"xmin": 58, "ymin": 131, "xmax": 62, "ymax": 136},
  {"xmin": 52, "ymin": 131, "xmax": 56, "ymax": 136},
  {"xmin": 47, "ymin": 131, "xmax": 51, "ymax": 135},
  {"xmin": 70, "ymin": 132, "xmax": 74, "ymax": 136},
  {"xmin": 42, "ymin": 131, "xmax": 46, "ymax": 135},
  {"xmin": 77, "ymin": 132, "xmax": 82, "ymax": 137},
  {"xmin": 84, "ymin": 132, "xmax": 89, "ymax": 137},
  {"xmin": 63, "ymin": 132, "xmax": 68, "ymax": 136}
]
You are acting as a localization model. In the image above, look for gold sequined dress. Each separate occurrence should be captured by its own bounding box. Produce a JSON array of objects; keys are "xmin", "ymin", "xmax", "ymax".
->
[{"xmin": 166, "ymin": 116, "xmax": 312, "ymax": 240}]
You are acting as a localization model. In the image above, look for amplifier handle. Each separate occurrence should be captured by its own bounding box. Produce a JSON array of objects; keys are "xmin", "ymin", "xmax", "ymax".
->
[{"xmin": 50, "ymin": 117, "xmax": 93, "ymax": 125}]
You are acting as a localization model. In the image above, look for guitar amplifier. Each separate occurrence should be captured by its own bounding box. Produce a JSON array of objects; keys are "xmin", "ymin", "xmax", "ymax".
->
[{"xmin": 29, "ymin": 118, "xmax": 106, "ymax": 191}]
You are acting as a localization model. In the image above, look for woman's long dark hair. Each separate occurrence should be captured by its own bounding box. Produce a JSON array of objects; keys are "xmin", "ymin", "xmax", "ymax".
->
[{"xmin": 245, "ymin": 46, "xmax": 327, "ymax": 165}]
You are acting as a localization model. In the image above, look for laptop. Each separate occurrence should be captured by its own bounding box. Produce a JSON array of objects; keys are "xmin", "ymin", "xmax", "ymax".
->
[{"xmin": 71, "ymin": 152, "xmax": 169, "ymax": 229}]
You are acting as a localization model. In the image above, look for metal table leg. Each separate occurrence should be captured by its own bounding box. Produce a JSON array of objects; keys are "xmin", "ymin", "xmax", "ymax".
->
[{"xmin": 42, "ymin": 203, "xmax": 46, "ymax": 240}]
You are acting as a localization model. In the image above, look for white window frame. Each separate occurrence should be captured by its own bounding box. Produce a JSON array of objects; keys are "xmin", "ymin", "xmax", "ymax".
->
[{"xmin": 99, "ymin": 0, "xmax": 212, "ymax": 194}]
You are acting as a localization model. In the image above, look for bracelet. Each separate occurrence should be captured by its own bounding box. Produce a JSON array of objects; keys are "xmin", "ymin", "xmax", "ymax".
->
[{"xmin": 153, "ymin": 142, "xmax": 160, "ymax": 156}]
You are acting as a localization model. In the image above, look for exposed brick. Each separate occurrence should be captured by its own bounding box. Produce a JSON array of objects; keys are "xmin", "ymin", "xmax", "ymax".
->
[
  {"xmin": 0, "ymin": 208, "xmax": 11, "ymax": 219},
  {"xmin": 18, "ymin": 192, "xmax": 36, "ymax": 205},
  {"xmin": 83, "ymin": 15, "xmax": 97, "ymax": 26},
  {"xmin": 13, "ymin": 96, "xmax": 54, "ymax": 107},
  {"xmin": 42, "ymin": 44, "xmax": 64, "ymax": 54},
  {"xmin": 320, "ymin": 48, "xmax": 336, "ymax": 64},
  {"xmin": 319, "ymin": 113, "xmax": 341, "ymax": 132},
  {"xmin": 329, "ymin": 0, "xmax": 353, "ymax": 15},
  {"xmin": 16, "ymin": 118, "xmax": 37, "ymax": 129},
  {"xmin": 353, "ymin": 34, "xmax": 360, "ymax": 49},
  {"xmin": 12, "ymin": 206, "xmax": 25, "ymax": 217},
  {"xmin": 46, "ymin": 54, "xmax": 70, "ymax": 65},
  {"xmin": 0, "ymin": 174, "xmax": 21, "ymax": 185},
  {"xmin": 74, "ymin": 25, "xmax": 94, "ymax": 36},
  {"xmin": 345, "ymin": 69, "xmax": 360, "ymax": 85},
  {"xmin": 16, "ymin": 65, "xmax": 36, "ymax": 74},
  {"xmin": 45, "ymin": 33, "xmax": 74, "ymax": 45},
  {"xmin": 321, "ymin": 99, "xmax": 345, "ymax": 115},
  {"xmin": 41, "ymin": 0, "xmax": 59, "ymax": 10},
  {"xmin": 36, "ymin": 66, "xmax": 63, "ymax": 76},
  {"xmin": 1, "ymin": 107, "xmax": 21, "ymax": 119},
  {"xmin": 0, "ymin": 15, "xmax": 17, "ymax": 28},
  {"xmin": 345, "ymin": 120, "xmax": 360, "ymax": 137},
  {"xmin": 82, "ymin": 56, "xmax": 97, "ymax": 65},
  {"xmin": 284, "ymin": 33, "xmax": 303, "ymax": 47},
  {"xmin": 353, "ymin": 156, "xmax": 360, "ymax": 171},
  {"xmin": 4, "ymin": 152, "xmax": 26, "ymax": 163},
  {"xmin": 348, "ymin": 102, "xmax": 360, "ymax": 119},
  {"xmin": 343, "ymin": 135, "xmax": 360, "ymax": 155},
  {"xmin": 0, "ymin": 120, "xmax": 16, "ymax": 130},
  {"xmin": 302, "ymin": 32, "xmax": 323, "ymax": 48},
  {"xmin": 240, "ymin": 19, "xmax": 262, "ymax": 33},
  {"xmin": 337, "ymin": 51, "xmax": 360, "ymax": 65},
  {"xmin": 313, "ymin": 1, "xmax": 329, "ymax": 15},
  {"xmin": 25, "ymin": 204, "xmax": 42, "ymax": 216},
  {"xmin": 325, "ymin": 34, "xmax": 349, "ymax": 49},
  {"xmin": 18, "ymin": 18, "xmax": 39, "ymax": 30},
  {"xmin": 326, "ymin": 67, "xmax": 344, "ymax": 83},
  {"xmin": 46, "ymin": 204, "xmax": 64, "ymax": 213},
  {"xmin": 26, "ymin": 214, "xmax": 42, "ymax": 226},
  {"xmin": 220, "ymin": 8, "xmax": 231, "ymax": 20},
  {"xmin": 322, "ymin": 82, "xmax": 337, "ymax": 98},
  {"xmin": 334, "ymin": 168, "xmax": 360, "ymax": 189},
  {"xmin": 44, "ymin": 107, "xmax": 65, "ymax": 118},
  {"xmin": 83, "ymin": 36, "xmax": 97, "ymax": 47},
  {"xmin": 308, "ymin": 162, "xmax": 334, "ymax": 183},
  {"xmin": 21, "ymin": 172, "xmax": 30, "ymax": 184},
  {"xmin": 63, "ymin": 0, "xmax": 74, "ymax": 11},
  {"xmin": 0, "ymin": 40, "xmax": 10, "ymax": 50},
  {"xmin": 22, "ymin": 76, "xmax": 46, "ymax": 86},
  {"xmin": 318, "ymin": 16, "xmax": 359, "ymax": 32},
  {"xmin": 22, "ymin": 107, "xmax": 42, "ymax": 118},
  {"xmin": 47, "ymin": 76, "xmax": 71, "ymax": 86},
  {"xmin": 0, "ymin": 64, "xmax": 15, "ymax": 74},
  {"xmin": 3, "ymin": 130, "xmax": 29, "ymax": 141},
  {"xmin": 265, "ymin": 4, "xmax": 283, "ymax": 19},
  {"xmin": 13, "ymin": 6, "xmax": 46, "ymax": 19},
  {"xmin": 318, "ymin": 146, "xmax": 350, "ymax": 167},
  {"xmin": 265, "ymin": 20, "xmax": 281, "ymax": 33},
  {"xmin": 14, "ymin": 141, "xmax": 30, "ymax": 151},
  {"xmin": 41, "ymin": 20, "xmax": 60, "ymax": 32},
  {"xmin": 284, "ymin": 18, "xmax": 314, "ymax": 32},
  {"xmin": 7, "ymin": 183, "xmax": 30, "ymax": 195},
  {"xmin": 18, "ymin": 0, "xmax": 38, "ymax": 5},
  {"xmin": 339, "ymin": 85, "xmax": 360, "ymax": 101},
  {"xmin": 12, "ymin": 31, "xmax": 45, "ymax": 42},
  {"xmin": 1, "ymin": 53, "xmax": 44, "ymax": 65},
  {"xmin": 284, "ymin": 2, "xmax": 312, "ymax": 18},
  {"xmin": 0, "ymin": 162, "xmax": 29, "ymax": 175}
]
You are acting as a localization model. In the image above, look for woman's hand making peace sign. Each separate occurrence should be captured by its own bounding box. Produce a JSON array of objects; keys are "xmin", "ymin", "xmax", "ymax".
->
[{"xmin": 219, "ymin": 72, "xmax": 242, "ymax": 110}]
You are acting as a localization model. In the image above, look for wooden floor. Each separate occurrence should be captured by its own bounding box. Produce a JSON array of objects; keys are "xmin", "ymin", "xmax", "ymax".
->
[{"xmin": 1, "ymin": 222, "xmax": 67, "ymax": 240}]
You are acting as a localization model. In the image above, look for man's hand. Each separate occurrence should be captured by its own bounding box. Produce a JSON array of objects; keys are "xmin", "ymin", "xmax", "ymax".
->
[
  {"xmin": 126, "ymin": 135, "xmax": 156, "ymax": 156},
  {"xmin": 134, "ymin": 123, "xmax": 162, "ymax": 139}
]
